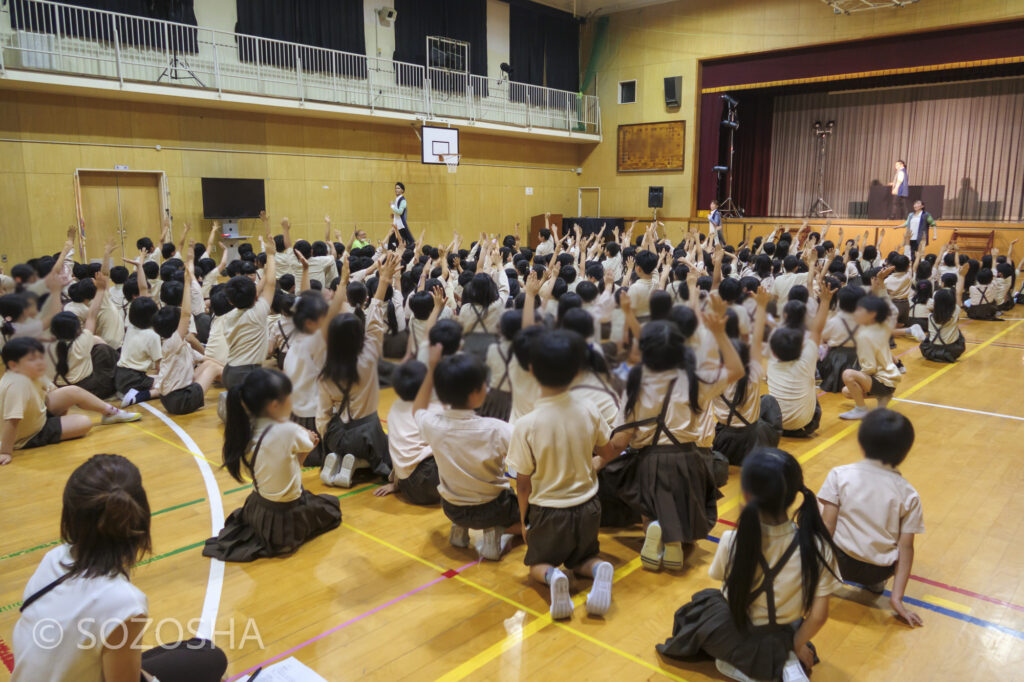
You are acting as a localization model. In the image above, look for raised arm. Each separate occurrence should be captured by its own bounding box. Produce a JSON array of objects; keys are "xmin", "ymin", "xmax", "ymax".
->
[
  {"xmin": 260, "ymin": 219, "xmax": 277, "ymax": 305},
  {"xmin": 280, "ymin": 216, "xmax": 292, "ymax": 251},
  {"xmin": 809, "ymin": 281, "xmax": 836, "ymax": 345},
  {"xmin": 84, "ymin": 271, "xmax": 108, "ymax": 335},
  {"xmin": 522, "ymin": 270, "xmax": 540, "ymax": 327},
  {"xmin": 177, "ymin": 221, "xmax": 191, "ymax": 260},
  {"xmin": 703, "ymin": 293, "xmax": 745, "ymax": 382},
  {"xmin": 206, "ymin": 221, "xmax": 220, "ymax": 257},
  {"xmin": 178, "ymin": 246, "xmax": 194, "ymax": 339},
  {"xmin": 296, "ymin": 250, "xmax": 310, "ymax": 293},
  {"xmin": 751, "ymin": 283, "xmax": 770, "ymax": 362}
]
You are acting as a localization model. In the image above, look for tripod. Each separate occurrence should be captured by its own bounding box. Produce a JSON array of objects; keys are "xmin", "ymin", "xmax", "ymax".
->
[
  {"xmin": 719, "ymin": 97, "xmax": 742, "ymax": 218},
  {"xmin": 158, "ymin": 46, "xmax": 204, "ymax": 86},
  {"xmin": 807, "ymin": 121, "xmax": 835, "ymax": 217}
]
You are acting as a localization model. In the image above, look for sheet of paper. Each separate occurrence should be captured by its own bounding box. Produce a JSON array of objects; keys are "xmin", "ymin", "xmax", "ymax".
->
[{"xmin": 248, "ymin": 657, "xmax": 328, "ymax": 682}]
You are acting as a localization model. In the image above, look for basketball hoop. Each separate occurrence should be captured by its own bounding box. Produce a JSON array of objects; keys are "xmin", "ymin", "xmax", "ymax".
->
[{"xmin": 441, "ymin": 154, "xmax": 461, "ymax": 174}]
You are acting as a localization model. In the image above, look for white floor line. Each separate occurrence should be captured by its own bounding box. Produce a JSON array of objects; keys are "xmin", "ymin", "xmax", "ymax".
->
[
  {"xmin": 894, "ymin": 398, "xmax": 1024, "ymax": 422},
  {"xmin": 140, "ymin": 402, "xmax": 225, "ymax": 641}
]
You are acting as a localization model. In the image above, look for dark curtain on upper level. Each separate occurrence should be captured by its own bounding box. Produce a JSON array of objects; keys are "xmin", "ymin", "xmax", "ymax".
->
[
  {"xmin": 235, "ymin": 0, "xmax": 366, "ymax": 77},
  {"xmin": 508, "ymin": 0, "xmax": 580, "ymax": 105},
  {"xmin": 392, "ymin": 0, "xmax": 487, "ymax": 93},
  {"xmin": 10, "ymin": 0, "xmax": 198, "ymax": 52}
]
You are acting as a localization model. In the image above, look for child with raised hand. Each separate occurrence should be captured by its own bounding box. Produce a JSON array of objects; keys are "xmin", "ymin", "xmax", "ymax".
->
[
  {"xmin": 0, "ymin": 337, "xmax": 139, "ymax": 465},
  {"xmin": 221, "ymin": 213, "xmax": 277, "ymax": 389},
  {"xmin": 374, "ymin": 360, "xmax": 442, "ymax": 505},
  {"xmin": 478, "ymin": 309, "xmax": 521, "ymax": 422},
  {"xmin": 920, "ymin": 262, "xmax": 969, "ymax": 362},
  {"xmin": 318, "ymin": 251, "xmax": 401, "ymax": 488},
  {"xmin": 282, "ymin": 258, "xmax": 349, "ymax": 467},
  {"xmin": 413, "ymin": 344, "xmax": 520, "ymax": 561},
  {"xmin": 47, "ymin": 270, "xmax": 118, "ymax": 399},
  {"xmin": 152, "ymin": 247, "xmax": 221, "ymax": 415},
  {"xmin": 203, "ymin": 368, "xmax": 341, "ymax": 562},
  {"xmin": 819, "ymin": 409, "xmax": 924, "ymax": 627},
  {"xmin": 817, "ymin": 285, "xmax": 865, "ymax": 393},
  {"xmin": 508, "ymin": 329, "xmax": 619, "ymax": 619},
  {"xmin": 839, "ymin": 269, "xmax": 901, "ymax": 420},
  {"xmin": 657, "ymin": 447, "xmax": 840, "ymax": 682},
  {"xmin": 115, "ymin": 286, "xmax": 162, "ymax": 407}
]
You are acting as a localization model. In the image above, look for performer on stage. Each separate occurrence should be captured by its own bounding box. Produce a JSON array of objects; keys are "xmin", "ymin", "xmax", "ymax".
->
[
  {"xmin": 901, "ymin": 199, "xmax": 937, "ymax": 258},
  {"xmin": 708, "ymin": 200, "xmax": 724, "ymax": 246},
  {"xmin": 389, "ymin": 182, "xmax": 414, "ymax": 248},
  {"xmin": 889, "ymin": 160, "xmax": 909, "ymax": 220}
]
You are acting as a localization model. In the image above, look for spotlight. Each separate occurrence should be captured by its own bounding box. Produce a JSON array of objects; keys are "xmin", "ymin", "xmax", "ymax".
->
[
  {"xmin": 721, "ymin": 120, "xmax": 739, "ymax": 129},
  {"xmin": 500, "ymin": 62, "xmax": 513, "ymax": 76},
  {"xmin": 712, "ymin": 165, "xmax": 729, "ymax": 173},
  {"xmin": 720, "ymin": 94, "xmax": 738, "ymax": 107}
]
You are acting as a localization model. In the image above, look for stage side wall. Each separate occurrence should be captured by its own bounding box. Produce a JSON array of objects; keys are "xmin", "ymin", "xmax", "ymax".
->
[
  {"xmin": 0, "ymin": 89, "xmax": 581, "ymax": 266},
  {"xmin": 580, "ymin": 0, "xmax": 1022, "ymax": 220}
]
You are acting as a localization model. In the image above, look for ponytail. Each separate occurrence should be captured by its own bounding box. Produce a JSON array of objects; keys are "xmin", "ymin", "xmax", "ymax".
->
[
  {"xmin": 55, "ymin": 340, "xmax": 71, "ymax": 381},
  {"xmin": 795, "ymin": 485, "xmax": 841, "ymax": 615},
  {"xmin": 725, "ymin": 500, "xmax": 763, "ymax": 627},
  {"xmin": 682, "ymin": 346, "xmax": 700, "ymax": 410},
  {"xmin": 624, "ymin": 363, "xmax": 643, "ymax": 415}
]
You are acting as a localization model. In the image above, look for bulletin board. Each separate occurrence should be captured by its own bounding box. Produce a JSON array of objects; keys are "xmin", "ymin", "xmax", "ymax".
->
[{"xmin": 616, "ymin": 121, "xmax": 685, "ymax": 173}]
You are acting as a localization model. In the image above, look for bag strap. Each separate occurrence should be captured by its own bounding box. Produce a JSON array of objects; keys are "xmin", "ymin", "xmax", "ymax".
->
[
  {"xmin": 747, "ymin": 534, "xmax": 800, "ymax": 626},
  {"xmin": 19, "ymin": 572, "xmax": 72, "ymax": 613}
]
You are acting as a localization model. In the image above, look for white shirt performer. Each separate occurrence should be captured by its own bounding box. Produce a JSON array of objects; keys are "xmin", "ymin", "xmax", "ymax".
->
[{"xmin": 389, "ymin": 181, "xmax": 413, "ymax": 248}]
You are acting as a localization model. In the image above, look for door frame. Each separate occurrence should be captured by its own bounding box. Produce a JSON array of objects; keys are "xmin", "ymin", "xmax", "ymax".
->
[
  {"xmin": 74, "ymin": 169, "xmax": 170, "ymax": 262},
  {"xmin": 578, "ymin": 186, "xmax": 601, "ymax": 217}
]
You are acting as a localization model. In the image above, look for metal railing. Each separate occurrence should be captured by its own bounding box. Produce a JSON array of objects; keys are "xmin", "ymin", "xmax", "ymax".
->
[{"xmin": 0, "ymin": 0, "xmax": 600, "ymax": 136}]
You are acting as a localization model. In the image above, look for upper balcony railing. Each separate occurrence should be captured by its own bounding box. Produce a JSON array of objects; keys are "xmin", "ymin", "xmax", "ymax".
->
[{"xmin": 0, "ymin": 0, "xmax": 600, "ymax": 136}]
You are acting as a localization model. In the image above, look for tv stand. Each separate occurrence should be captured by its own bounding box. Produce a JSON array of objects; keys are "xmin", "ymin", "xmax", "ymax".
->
[{"xmin": 218, "ymin": 221, "xmax": 251, "ymax": 263}]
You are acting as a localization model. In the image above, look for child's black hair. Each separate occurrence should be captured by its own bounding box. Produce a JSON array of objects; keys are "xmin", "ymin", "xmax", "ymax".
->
[
  {"xmin": 857, "ymin": 295, "xmax": 890, "ymax": 324},
  {"xmin": 911, "ymin": 279, "xmax": 933, "ymax": 305},
  {"xmin": 50, "ymin": 312, "xmax": 82, "ymax": 379},
  {"xmin": 159, "ymin": 280, "xmax": 184, "ymax": 307},
  {"xmin": 512, "ymin": 324, "xmax": 545, "ymax": 369},
  {"xmin": 68, "ymin": 279, "xmax": 97, "ymax": 303},
  {"xmin": 408, "ymin": 290, "xmax": 435, "ymax": 321},
  {"xmin": 152, "ymin": 305, "xmax": 181, "ymax": 339},
  {"xmin": 858, "ymin": 408, "xmax": 914, "ymax": 467},
  {"xmin": 433, "ymin": 353, "xmax": 487, "ymax": 408},
  {"xmin": 781, "ymin": 300, "xmax": 807, "ymax": 330},
  {"xmin": 223, "ymin": 369, "xmax": 293, "ymax": 482},
  {"xmin": 724, "ymin": 447, "xmax": 838, "ymax": 627},
  {"xmin": 635, "ymin": 250, "xmax": 658, "ymax": 275},
  {"xmin": 429, "ymin": 319, "xmax": 462, "ymax": 356},
  {"xmin": 624, "ymin": 320, "xmax": 698, "ymax": 414},
  {"xmin": 136, "ymin": 237, "xmax": 154, "ymax": 253},
  {"xmin": 769, "ymin": 326, "xmax": 804, "ymax": 362},
  {"xmin": 976, "ymin": 268, "xmax": 993, "ymax": 286},
  {"xmin": 278, "ymin": 273, "xmax": 296, "ymax": 293},
  {"xmin": 836, "ymin": 285, "xmax": 865, "ymax": 313},
  {"xmin": 649, "ymin": 290, "xmax": 672, "ymax": 320},
  {"xmin": 142, "ymin": 261, "xmax": 159, "ymax": 281},
  {"xmin": 2, "ymin": 336, "xmax": 44, "ymax": 366},
  {"xmin": 127, "ymin": 297, "xmax": 158, "ymax": 329},
  {"xmin": 931, "ymin": 288, "xmax": 957, "ymax": 326},
  {"xmin": 392, "ymin": 360, "xmax": 428, "ymax": 402},
  {"xmin": 320, "ymin": 313, "xmax": 365, "ymax": 389},
  {"xmin": 225, "ymin": 275, "xmax": 257, "ymax": 309},
  {"xmin": 292, "ymin": 292, "xmax": 329, "ymax": 332},
  {"xmin": 499, "ymin": 309, "xmax": 523, "ymax": 341},
  {"xmin": 556, "ymin": 292, "xmax": 582, "ymax": 324},
  {"xmin": 529, "ymin": 329, "xmax": 585, "ymax": 388}
]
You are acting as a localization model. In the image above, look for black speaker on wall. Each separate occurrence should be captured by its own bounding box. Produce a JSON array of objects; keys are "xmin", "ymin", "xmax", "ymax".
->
[
  {"xmin": 664, "ymin": 76, "xmax": 681, "ymax": 107},
  {"xmin": 648, "ymin": 186, "xmax": 664, "ymax": 208}
]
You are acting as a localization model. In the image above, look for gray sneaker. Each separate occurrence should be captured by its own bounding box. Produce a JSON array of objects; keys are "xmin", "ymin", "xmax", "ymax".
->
[{"xmin": 449, "ymin": 524, "xmax": 470, "ymax": 549}]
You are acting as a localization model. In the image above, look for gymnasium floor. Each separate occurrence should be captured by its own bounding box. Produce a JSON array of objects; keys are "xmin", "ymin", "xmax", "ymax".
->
[{"xmin": 2, "ymin": 318, "xmax": 1023, "ymax": 681}]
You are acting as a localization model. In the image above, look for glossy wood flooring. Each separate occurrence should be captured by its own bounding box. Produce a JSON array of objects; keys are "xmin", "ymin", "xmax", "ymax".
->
[{"xmin": 2, "ymin": 318, "xmax": 1024, "ymax": 681}]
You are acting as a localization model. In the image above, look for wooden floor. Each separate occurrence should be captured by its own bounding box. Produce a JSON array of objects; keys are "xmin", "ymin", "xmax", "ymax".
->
[{"xmin": 3, "ymin": 318, "xmax": 1024, "ymax": 681}]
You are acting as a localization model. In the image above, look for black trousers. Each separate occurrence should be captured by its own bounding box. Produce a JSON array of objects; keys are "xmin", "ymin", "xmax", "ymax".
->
[
  {"xmin": 388, "ymin": 226, "xmax": 414, "ymax": 249},
  {"xmin": 890, "ymin": 195, "xmax": 907, "ymax": 220},
  {"xmin": 140, "ymin": 638, "xmax": 227, "ymax": 682}
]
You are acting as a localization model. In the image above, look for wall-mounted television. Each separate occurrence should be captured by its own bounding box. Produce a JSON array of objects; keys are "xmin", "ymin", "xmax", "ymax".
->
[{"xmin": 201, "ymin": 178, "xmax": 265, "ymax": 219}]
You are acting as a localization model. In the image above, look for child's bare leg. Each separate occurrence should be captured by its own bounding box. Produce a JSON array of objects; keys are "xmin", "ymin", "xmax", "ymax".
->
[
  {"xmin": 59, "ymin": 414, "xmax": 93, "ymax": 440},
  {"xmin": 529, "ymin": 563, "xmax": 556, "ymax": 585},
  {"xmin": 195, "ymin": 360, "xmax": 221, "ymax": 391},
  {"xmin": 840, "ymin": 370, "xmax": 873, "ymax": 420},
  {"xmin": 47, "ymin": 386, "xmax": 118, "ymax": 417}
]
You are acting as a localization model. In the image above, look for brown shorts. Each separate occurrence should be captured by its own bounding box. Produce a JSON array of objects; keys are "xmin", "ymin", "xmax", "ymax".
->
[
  {"xmin": 524, "ymin": 496, "xmax": 601, "ymax": 570},
  {"xmin": 867, "ymin": 377, "xmax": 895, "ymax": 397},
  {"xmin": 22, "ymin": 413, "xmax": 63, "ymax": 449},
  {"xmin": 442, "ymin": 487, "xmax": 519, "ymax": 530}
]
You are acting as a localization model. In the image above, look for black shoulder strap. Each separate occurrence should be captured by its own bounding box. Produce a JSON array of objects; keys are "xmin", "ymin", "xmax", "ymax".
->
[
  {"xmin": 48, "ymin": 346, "xmax": 71, "ymax": 386},
  {"xmin": 248, "ymin": 425, "xmax": 273, "ymax": 492},
  {"xmin": 496, "ymin": 344, "xmax": 513, "ymax": 390},
  {"xmin": 839, "ymin": 318, "xmax": 858, "ymax": 348},
  {"xmin": 278, "ymin": 320, "xmax": 293, "ymax": 351},
  {"xmin": 720, "ymin": 385, "xmax": 751, "ymax": 428},
  {"xmin": 747, "ymin": 535, "xmax": 800, "ymax": 626},
  {"xmin": 611, "ymin": 377, "xmax": 685, "ymax": 448},
  {"xmin": 20, "ymin": 572, "xmax": 72, "ymax": 613},
  {"xmin": 978, "ymin": 286, "xmax": 990, "ymax": 304},
  {"xmin": 334, "ymin": 380, "xmax": 354, "ymax": 421}
]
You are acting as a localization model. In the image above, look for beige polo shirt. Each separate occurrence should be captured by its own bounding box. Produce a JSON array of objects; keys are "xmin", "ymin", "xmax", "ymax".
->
[
  {"xmin": 818, "ymin": 458, "xmax": 924, "ymax": 566},
  {"xmin": 415, "ymin": 408, "xmax": 513, "ymax": 506},
  {"xmin": 506, "ymin": 392, "xmax": 609, "ymax": 508},
  {"xmin": 250, "ymin": 418, "xmax": 315, "ymax": 502},
  {"xmin": 0, "ymin": 372, "xmax": 54, "ymax": 449}
]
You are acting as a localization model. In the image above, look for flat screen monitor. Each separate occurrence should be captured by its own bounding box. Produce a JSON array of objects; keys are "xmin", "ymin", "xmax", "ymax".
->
[{"xmin": 201, "ymin": 178, "xmax": 265, "ymax": 220}]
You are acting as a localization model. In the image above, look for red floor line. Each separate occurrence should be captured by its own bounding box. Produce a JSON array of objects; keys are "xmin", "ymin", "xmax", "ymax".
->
[
  {"xmin": 0, "ymin": 635, "xmax": 13, "ymax": 673},
  {"xmin": 713, "ymin": 518, "xmax": 1024, "ymax": 612}
]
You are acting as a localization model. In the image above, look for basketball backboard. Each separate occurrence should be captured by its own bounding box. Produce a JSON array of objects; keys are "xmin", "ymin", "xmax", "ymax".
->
[{"xmin": 422, "ymin": 125, "xmax": 460, "ymax": 165}]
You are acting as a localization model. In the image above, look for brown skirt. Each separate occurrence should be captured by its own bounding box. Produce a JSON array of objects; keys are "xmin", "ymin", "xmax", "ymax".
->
[
  {"xmin": 817, "ymin": 345, "xmax": 858, "ymax": 393},
  {"xmin": 656, "ymin": 588, "xmax": 794, "ymax": 681},
  {"xmin": 202, "ymin": 489, "xmax": 341, "ymax": 563},
  {"xmin": 477, "ymin": 388, "xmax": 511, "ymax": 421},
  {"xmin": 323, "ymin": 412, "xmax": 391, "ymax": 478},
  {"xmin": 290, "ymin": 414, "xmax": 323, "ymax": 467},
  {"xmin": 74, "ymin": 343, "xmax": 118, "ymax": 399}
]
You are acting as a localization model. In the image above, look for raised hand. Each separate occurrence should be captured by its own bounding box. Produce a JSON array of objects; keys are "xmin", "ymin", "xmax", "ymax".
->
[{"xmin": 755, "ymin": 282, "xmax": 771, "ymax": 307}]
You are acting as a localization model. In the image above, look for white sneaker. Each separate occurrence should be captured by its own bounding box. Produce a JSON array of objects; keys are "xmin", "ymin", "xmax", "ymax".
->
[
  {"xmin": 908, "ymin": 324, "xmax": 926, "ymax": 341},
  {"xmin": 585, "ymin": 561, "xmax": 614, "ymax": 616},
  {"xmin": 121, "ymin": 389, "xmax": 139, "ymax": 408},
  {"xmin": 320, "ymin": 453, "xmax": 340, "ymax": 487},
  {"xmin": 480, "ymin": 527, "xmax": 505, "ymax": 560},
  {"xmin": 782, "ymin": 652, "xmax": 811, "ymax": 682},
  {"xmin": 333, "ymin": 454, "xmax": 368, "ymax": 488},
  {"xmin": 662, "ymin": 542, "xmax": 684, "ymax": 571},
  {"xmin": 101, "ymin": 409, "xmax": 141, "ymax": 425},
  {"xmin": 449, "ymin": 524, "xmax": 470, "ymax": 549},
  {"xmin": 641, "ymin": 520, "xmax": 663, "ymax": 571},
  {"xmin": 715, "ymin": 659, "xmax": 761, "ymax": 682},
  {"xmin": 548, "ymin": 569, "xmax": 573, "ymax": 620},
  {"xmin": 217, "ymin": 391, "xmax": 228, "ymax": 423},
  {"xmin": 839, "ymin": 406, "xmax": 870, "ymax": 420}
]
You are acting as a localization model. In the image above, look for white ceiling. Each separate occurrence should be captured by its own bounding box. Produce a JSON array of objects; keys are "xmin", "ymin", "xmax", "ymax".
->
[{"xmin": 528, "ymin": 0, "xmax": 677, "ymax": 18}]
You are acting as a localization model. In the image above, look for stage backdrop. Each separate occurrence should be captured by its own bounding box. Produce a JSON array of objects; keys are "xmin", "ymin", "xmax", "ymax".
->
[{"xmin": 767, "ymin": 76, "xmax": 1024, "ymax": 221}]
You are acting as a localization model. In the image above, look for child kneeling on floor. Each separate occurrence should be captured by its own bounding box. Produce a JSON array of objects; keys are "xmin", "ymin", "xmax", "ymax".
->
[
  {"xmin": 412, "ymin": 347, "xmax": 520, "ymax": 561},
  {"xmin": 508, "ymin": 329, "xmax": 619, "ymax": 620},
  {"xmin": 203, "ymin": 368, "xmax": 341, "ymax": 562},
  {"xmin": 657, "ymin": 447, "xmax": 840, "ymax": 682},
  {"xmin": 818, "ymin": 408, "xmax": 924, "ymax": 627}
]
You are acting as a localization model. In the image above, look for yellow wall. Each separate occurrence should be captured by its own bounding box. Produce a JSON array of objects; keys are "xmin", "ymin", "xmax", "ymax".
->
[
  {"xmin": 580, "ymin": 0, "xmax": 1024, "ymax": 220},
  {"xmin": 0, "ymin": 89, "xmax": 582, "ymax": 266}
]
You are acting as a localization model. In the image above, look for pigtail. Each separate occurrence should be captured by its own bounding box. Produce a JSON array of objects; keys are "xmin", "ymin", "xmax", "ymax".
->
[
  {"xmin": 223, "ymin": 385, "xmax": 255, "ymax": 483},
  {"xmin": 682, "ymin": 346, "xmax": 700, "ymax": 409},
  {"xmin": 724, "ymin": 500, "xmax": 763, "ymax": 627},
  {"xmin": 795, "ymin": 485, "xmax": 841, "ymax": 615},
  {"xmin": 623, "ymin": 363, "xmax": 644, "ymax": 416}
]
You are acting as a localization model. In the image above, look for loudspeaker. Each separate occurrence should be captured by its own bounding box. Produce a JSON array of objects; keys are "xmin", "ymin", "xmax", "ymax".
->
[
  {"xmin": 648, "ymin": 186, "xmax": 664, "ymax": 209},
  {"xmin": 664, "ymin": 76, "xmax": 681, "ymax": 107}
]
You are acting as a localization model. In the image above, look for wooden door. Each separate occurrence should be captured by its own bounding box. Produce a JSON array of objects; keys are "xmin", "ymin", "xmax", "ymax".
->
[
  {"xmin": 115, "ymin": 173, "xmax": 164, "ymax": 259},
  {"xmin": 78, "ymin": 172, "xmax": 122, "ymax": 262}
]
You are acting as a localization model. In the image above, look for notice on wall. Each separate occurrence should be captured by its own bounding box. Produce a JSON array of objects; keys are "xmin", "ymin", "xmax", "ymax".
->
[{"xmin": 616, "ymin": 121, "xmax": 685, "ymax": 173}]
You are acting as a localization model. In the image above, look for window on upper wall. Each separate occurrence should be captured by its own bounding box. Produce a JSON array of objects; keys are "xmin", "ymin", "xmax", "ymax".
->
[{"xmin": 619, "ymin": 80, "xmax": 637, "ymax": 104}]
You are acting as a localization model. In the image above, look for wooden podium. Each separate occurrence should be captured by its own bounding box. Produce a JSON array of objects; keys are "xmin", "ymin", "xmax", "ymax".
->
[{"xmin": 529, "ymin": 213, "xmax": 562, "ymax": 248}]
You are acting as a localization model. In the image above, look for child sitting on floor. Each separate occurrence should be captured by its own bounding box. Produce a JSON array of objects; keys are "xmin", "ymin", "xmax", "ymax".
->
[
  {"xmin": 508, "ymin": 329, "xmax": 618, "ymax": 620},
  {"xmin": 412, "ymin": 347, "xmax": 520, "ymax": 561},
  {"xmin": 819, "ymin": 409, "xmax": 924, "ymax": 627},
  {"xmin": 374, "ymin": 360, "xmax": 442, "ymax": 506}
]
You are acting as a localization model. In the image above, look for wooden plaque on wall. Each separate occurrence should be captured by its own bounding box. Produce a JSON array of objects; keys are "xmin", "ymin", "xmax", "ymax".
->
[{"xmin": 616, "ymin": 121, "xmax": 685, "ymax": 173}]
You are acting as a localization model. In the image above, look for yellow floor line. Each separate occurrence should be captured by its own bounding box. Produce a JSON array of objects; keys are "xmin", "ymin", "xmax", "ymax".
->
[{"xmin": 922, "ymin": 595, "xmax": 971, "ymax": 614}]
